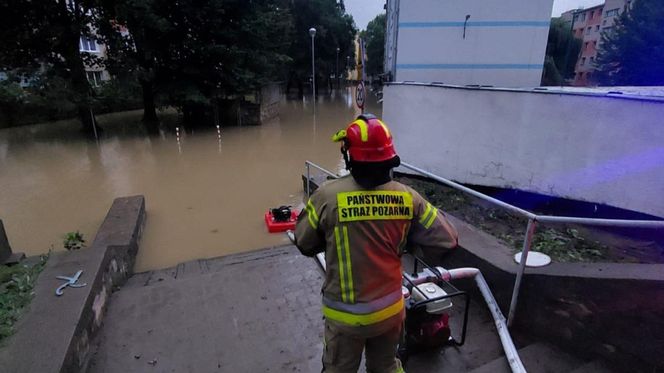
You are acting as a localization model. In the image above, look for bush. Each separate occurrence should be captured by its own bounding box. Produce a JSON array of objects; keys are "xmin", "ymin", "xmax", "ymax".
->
[{"xmin": 0, "ymin": 73, "xmax": 143, "ymax": 128}]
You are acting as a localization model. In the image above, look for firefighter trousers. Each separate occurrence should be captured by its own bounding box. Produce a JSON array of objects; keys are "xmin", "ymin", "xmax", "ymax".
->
[{"xmin": 322, "ymin": 319, "xmax": 405, "ymax": 373}]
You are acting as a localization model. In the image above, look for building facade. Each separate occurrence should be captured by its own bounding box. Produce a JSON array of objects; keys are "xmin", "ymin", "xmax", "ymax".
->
[
  {"xmin": 79, "ymin": 35, "xmax": 111, "ymax": 87},
  {"xmin": 561, "ymin": 0, "xmax": 632, "ymax": 86},
  {"xmin": 384, "ymin": 0, "xmax": 554, "ymax": 88}
]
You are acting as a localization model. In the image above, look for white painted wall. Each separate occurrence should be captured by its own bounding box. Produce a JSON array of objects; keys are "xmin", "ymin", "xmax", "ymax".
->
[
  {"xmin": 388, "ymin": 0, "xmax": 554, "ymax": 87},
  {"xmin": 383, "ymin": 83, "xmax": 664, "ymax": 218}
]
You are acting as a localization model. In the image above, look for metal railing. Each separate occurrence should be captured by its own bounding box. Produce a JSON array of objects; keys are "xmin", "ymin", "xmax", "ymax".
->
[
  {"xmin": 399, "ymin": 162, "xmax": 664, "ymax": 326},
  {"xmin": 304, "ymin": 160, "xmax": 664, "ymax": 326}
]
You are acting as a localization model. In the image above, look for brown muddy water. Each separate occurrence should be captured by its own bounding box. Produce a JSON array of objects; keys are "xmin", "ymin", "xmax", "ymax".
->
[{"xmin": 0, "ymin": 88, "xmax": 381, "ymax": 271}]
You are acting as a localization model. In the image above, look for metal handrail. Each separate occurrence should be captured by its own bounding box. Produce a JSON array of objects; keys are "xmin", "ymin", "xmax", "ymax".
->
[
  {"xmin": 399, "ymin": 162, "xmax": 664, "ymax": 325},
  {"xmin": 305, "ymin": 160, "xmax": 664, "ymax": 327},
  {"xmin": 305, "ymin": 161, "xmax": 339, "ymax": 199}
]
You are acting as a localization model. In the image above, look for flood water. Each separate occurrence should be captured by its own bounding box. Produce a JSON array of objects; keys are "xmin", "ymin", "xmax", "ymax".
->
[{"xmin": 0, "ymin": 88, "xmax": 381, "ymax": 271}]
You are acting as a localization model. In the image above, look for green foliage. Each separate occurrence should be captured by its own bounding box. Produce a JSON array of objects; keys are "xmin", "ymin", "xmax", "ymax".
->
[
  {"xmin": 286, "ymin": 0, "xmax": 356, "ymax": 90},
  {"xmin": 398, "ymin": 176, "xmax": 612, "ymax": 263},
  {"xmin": 0, "ymin": 0, "xmax": 101, "ymax": 129},
  {"xmin": 542, "ymin": 17, "xmax": 582, "ymax": 85},
  {"xmin": 0, "ymin": 255, "xmax": 48, "ymax": 342},
  {"xmin": 0, "ymin": 72, "xmax": 141, "ymax": 128},
  {"xmin": 595, "ymin": 0, "xmax": 664, "ymax": 85},
  {"xmin": 365, "ymin": 13, "xmax": 386, "ymax": 77},
  {"xmin": 63, "ymin": 231, "xmax": 85, "ymax": 251}
]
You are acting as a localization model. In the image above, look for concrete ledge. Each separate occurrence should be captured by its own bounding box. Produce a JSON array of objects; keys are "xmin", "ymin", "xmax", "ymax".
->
[
  {"xmin": 440, "ymin": 215, "xmax": 664, "ymax": 372},
  {"xmin": 0, "ymin": 196, "xmax": 145, "ymax": 373}
]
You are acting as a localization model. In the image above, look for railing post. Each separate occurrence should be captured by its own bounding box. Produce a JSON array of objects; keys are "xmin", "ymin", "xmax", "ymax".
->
[
  {"xmin": 305, "ymin": 162, "xmax": 311, "ymax": 199},
  {"xmin": 507, "ymin": 218, "xmax": 537, "ymax": 326}
]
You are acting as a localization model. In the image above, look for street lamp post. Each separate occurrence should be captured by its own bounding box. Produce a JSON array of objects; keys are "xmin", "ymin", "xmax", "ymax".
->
[
  {"xmin": 346, "ymin": 56, "xmax": 350, "ymax": 83},
  {"xmin": 336, "ymin": 47, "xmax": 340, "ymax": 89},
  {"xmin": 309, "ymin": 27, "xmax": 316, "ymax": 103}
]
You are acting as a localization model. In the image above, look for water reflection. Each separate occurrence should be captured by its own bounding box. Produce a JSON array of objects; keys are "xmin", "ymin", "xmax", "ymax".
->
[{"xmin": 0, "ymin": 89, "xmax": 381, "ymax": 271}]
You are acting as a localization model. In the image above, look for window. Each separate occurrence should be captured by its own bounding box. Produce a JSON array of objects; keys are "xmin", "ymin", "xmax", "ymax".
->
[
  {"xmin": 586, "ymin": 27, "xmax": 591, "ymax": 35},
  {"xmin": 593, "ymin": 41, "xmax": 597, "ymax": 48},
  {"xmin": 606, "ymin": 8, "xmax": 620, "ymax": 17},
  {"xmin": 603, "ymin": 20, "xmax": 607, "ymax": 26},
  {"xmin": 80, "ymin": 36, "xmax": 97, "ymax": 52},
  {"xmin": 573, "ymin": 14, "xmax": 579, "ymax": 22},
  {"xmin": 581, "ymin": 57, "xmax": 586, "ymax": 66},
  {"xmin": 590, "ymin": 57, "xmax": 595, "ymax": 65},
  {"xmin": 585, "ymin": 42, "xmax": 589, "ymax": 50},
  {"xmin": 581, "ymin": 13, "xmax": 586, "ymax": 21},
  {"xmin": 86, "ymin": 71, "xmax": 103, "ymax": 87},
  {"xmin": 590, "ymin": 11, "xmax": 594, "ymax": 19},
  {"xmin": 596, "ymin": 25, "xmax": 600, "ymax": 31}
]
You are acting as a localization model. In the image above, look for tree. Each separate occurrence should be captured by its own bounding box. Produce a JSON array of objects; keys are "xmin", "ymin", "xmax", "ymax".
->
[
  {"xmin": 541, "ymin": 17, "xmax": 582, "ymax": 85},
  {"xmin": 286, "ymin": 0, "xmax": 356, "ymax": 96},
  {"xmin": 595, "ymin": 0, "xmax": 664, "ymax": 86},
  {"xmin": 0, "ymin": 0, "xmax": 102, "ymax": 134},
  {"xmin": 364, "ymin": 13, "xmax": 386, "ymax": 78},
  {"xmin": 99, "ymin": 0, "xmax": 293, "ymax": 125}
]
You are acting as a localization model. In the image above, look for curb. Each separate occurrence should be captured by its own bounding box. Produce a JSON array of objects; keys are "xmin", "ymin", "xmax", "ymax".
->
[{"xmin": 0, "ymin": 196, "xmax": 145, "ymax": 373}]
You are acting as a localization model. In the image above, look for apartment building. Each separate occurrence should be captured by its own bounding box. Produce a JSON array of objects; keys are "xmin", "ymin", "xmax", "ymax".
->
[
  {"xmin": 79, "ymin": 35, "xmax": 111, "ymax": 87},
  {"xmin": 561, "ymin": 0, "xmax": 632, "ymax": 86}
]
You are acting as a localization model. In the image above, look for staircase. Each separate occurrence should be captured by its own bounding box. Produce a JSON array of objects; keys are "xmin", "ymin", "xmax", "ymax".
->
[{"xmin": 90, "ymin": 245, "xmax": 618, "ymax": 373}]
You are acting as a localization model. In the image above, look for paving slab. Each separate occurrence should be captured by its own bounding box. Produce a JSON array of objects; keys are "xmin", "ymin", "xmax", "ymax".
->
[
  {"xmin": 90, "ymin": 246, "xmax": 325, "ymax": 373},
  {"xmin": 91, "ymin": 245, "xmax": 518, "ymax": 373}
]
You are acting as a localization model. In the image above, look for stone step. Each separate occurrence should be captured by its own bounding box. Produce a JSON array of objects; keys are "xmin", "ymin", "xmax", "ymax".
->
[
  {"xmin": 126, "ymin": 245, "xmax": 296, "ymax": 288},
  {"xmin": 469, "ymin": 342, "xmax": 586, "ymax": 373}
]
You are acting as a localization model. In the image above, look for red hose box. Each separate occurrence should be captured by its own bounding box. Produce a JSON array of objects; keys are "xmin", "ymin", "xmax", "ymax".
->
[{"xmin": 264, "ymin": 209, "xmax": 299, "ymax": 233}]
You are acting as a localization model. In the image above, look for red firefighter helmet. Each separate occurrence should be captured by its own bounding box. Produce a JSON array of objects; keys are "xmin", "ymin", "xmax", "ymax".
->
[{"xmin": 332, "ymin": 114, "xmax": 398, "ymax": 162}]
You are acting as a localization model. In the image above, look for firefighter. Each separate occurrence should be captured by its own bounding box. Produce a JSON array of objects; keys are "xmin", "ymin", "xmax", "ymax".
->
[{"xmin": 294, "ymin": 113, "xmax": 459, "ymax": 373}]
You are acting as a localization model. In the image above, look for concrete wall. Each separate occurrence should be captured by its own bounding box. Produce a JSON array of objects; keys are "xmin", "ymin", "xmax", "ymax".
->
[
  {"xmin": 383, "ymin": 83, "xmax": 664, "ymax": 218},
  {"xmin": 387, "ymin": 0, "xmax": 554, "ymax": 87}
]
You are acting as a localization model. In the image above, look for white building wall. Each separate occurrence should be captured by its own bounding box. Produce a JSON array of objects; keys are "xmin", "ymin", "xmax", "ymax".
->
[
  {"xmin": 383, "ymin": 83, "xmax": 664, "ymax": 218},
  {"xmin": 389, "ymin": 0, "xmax": 554, "ymax": 87}
]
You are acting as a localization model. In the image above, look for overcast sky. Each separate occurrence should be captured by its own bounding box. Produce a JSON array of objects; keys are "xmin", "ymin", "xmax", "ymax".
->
[{"xmin": 344, "ymin": 0, "xmax": 606, "ymax": 30}]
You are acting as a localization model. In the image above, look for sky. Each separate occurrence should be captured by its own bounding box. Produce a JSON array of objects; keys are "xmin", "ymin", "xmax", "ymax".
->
[{"xmin": 343, "ymin": 0, "xmax": 606, "ymax": 30}]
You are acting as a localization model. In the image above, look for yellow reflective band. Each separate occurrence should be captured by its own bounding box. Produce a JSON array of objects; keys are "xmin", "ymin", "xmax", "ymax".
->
[
  {"xmin": 306, "ymin": 200, "xmax": 319, "ymax": 229},
  {"xmin": 424, "ymin": 207, "xmax": 438, "ymax": 229},
  {"xmin": 353, "ymin": 120, "xmax": 369, "ymax": 142},
  {"xmin": 419, "ymin": 203, "xmax": 433, "ymax": 225},
  {"xmin": 322, "ymin": 297, "xmax": 404, "ymax": 326},
  {"xmin": 395, "ymin": 366, "xmax": 405, "ymax": 373},
  {"xmin": 334, "ymin": 227, "xmax": 348, "ymax": 303},
  {"xmin": 337, "ymin": 191, "xmax": 413, "ymax": 222},
  {"xmin": 377, "ymin": 119, "xmax": 391, "ymax": 137},
  {"xmin": 342, "ymin": 226, "xmax": 354, "ymax": 304},
  {"xmin": 332, "ymin": 129, "xmax": 347, "ymax": 142}
]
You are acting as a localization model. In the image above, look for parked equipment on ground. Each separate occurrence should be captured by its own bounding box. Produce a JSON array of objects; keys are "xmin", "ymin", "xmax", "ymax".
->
[{"xmin": 286, "ymin": 230, "xmax": 526, "ymax": 372}]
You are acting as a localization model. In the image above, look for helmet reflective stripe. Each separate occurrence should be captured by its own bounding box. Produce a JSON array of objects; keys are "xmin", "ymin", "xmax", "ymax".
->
[
  {"xmin": 377, "ymin": 119, "xmax": 391, "ymax": 138},
  {"xmin": 352, "ymin": 119, "xmax": 369, "ymax": 142}
]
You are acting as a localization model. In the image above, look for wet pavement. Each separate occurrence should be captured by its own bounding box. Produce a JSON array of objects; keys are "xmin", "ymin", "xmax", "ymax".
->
[{"xmin": 90, "ymin": 246, "xmax": 510, "ymax": 373}]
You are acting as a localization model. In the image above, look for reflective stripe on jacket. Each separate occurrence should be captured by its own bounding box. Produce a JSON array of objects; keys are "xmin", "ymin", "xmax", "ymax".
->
[{"xmin": 295, "ymin": 176, "xmax": 458, "ymax": 328}]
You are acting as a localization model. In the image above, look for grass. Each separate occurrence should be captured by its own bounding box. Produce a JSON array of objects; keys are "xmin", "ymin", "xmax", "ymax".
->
[
  {"xmin": 0, "ymin": 255, "xmax": 48, "ymax": 342},
  {"xmin": 397, "ymin": 176, "xmax": 611, "ymax": 263}
]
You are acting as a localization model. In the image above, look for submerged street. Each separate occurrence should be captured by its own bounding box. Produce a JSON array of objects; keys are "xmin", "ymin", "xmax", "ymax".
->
[{"xmin": 0, "ymin": 89, "xmax": 380, "ymax": 271}]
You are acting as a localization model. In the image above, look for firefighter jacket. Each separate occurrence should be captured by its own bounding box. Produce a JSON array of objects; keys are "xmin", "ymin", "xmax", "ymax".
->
[{"xmin": 295, "ymin": 176, "xmax": 458, "ymax": 329}]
